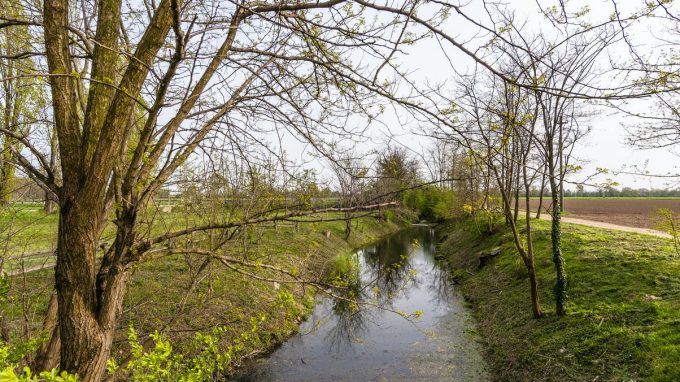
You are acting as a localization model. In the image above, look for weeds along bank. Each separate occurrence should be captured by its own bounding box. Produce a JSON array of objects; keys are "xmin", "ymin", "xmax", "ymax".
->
[
  {"xmin": 1, "ymin": 209, "xmax": 412, "ymax": 380},
  {"xmin": 437, "ymin": 217, "xmax": 680, "ymax": 382}
]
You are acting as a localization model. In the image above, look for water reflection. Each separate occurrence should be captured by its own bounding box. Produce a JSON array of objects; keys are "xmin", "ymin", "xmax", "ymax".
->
[
  {"xmin": 323, "ymin": 263, "xmax": 371, "ymax": 353},
  {"xmin": 362, "ymin": 230, "xmax": 418, "ymax": 306},
  {"xmin": 237, "ymin": 226, "xmax": 488, "ymax": 382}
]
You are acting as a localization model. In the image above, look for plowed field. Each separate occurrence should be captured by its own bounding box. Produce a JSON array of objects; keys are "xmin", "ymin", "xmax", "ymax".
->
[{"xmin": 528, "ymin": 198, "xmax": 680, "ymax": 229}]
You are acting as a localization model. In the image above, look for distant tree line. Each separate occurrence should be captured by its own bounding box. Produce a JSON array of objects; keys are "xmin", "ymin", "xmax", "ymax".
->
[{"xmin": 528, "ymin": 186, "xmax": 680, "ymax": 198}]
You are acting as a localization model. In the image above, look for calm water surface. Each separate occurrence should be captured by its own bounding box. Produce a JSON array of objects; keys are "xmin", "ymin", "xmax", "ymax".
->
[{"xmin": 236, "ymin": 226, "xmax": 488, "ymax": 382}]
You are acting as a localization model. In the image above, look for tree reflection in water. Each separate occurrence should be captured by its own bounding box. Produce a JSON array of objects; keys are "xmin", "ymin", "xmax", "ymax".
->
[
  {"xmin": 323, "ymin": 227, "xmax": 437, "ymax": 351},
  {"xmin": 237, "ymin": 225, "xmax": 491, "ymax": 382}
]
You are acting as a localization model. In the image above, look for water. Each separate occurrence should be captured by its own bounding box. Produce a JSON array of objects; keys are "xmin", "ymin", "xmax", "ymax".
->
[{"xmin": 236, "ymin": 226, "xmax": 489, "ymax": 381}]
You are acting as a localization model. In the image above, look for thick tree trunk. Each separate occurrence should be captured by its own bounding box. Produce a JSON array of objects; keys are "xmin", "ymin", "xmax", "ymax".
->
[
  {"xmin": 40, "ymin": 0, "xmax": 177, "ymax": 377},
  {"xmin": 56, "ymin": 201, "xmax": 108, "ymax": 379},
  {"xmin": 55, "ymin": 198, "xmax": 129, "ymax": 380}
]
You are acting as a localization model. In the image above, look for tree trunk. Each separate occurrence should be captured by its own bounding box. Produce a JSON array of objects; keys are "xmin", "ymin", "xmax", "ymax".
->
[
  {"xmin": 536, "ymin": 169, "xmax": 546, "ymax": 219},
  {"xmin": 44, "ymin": 191, "xmax": 58, "ymax": 213},
  {"xmin": 528, "ymin": 265, "xmax": 542, "ymax": 318},
  {"xmin": 44, "ymin": 132, "xmax": 59, "ymax": 214},
  {"xmin": 558, "ymin": 119, "xmax": 565, "ymax": 213},
  {"xmin": 513, "ymin": 188, "xmax": 519, "ymax": 223},
  {"xmin": 55, "ymin": 198, "xmax": 128, "ymax": 380},
  {"xmin": 32, "ymin": 292, "xmax": 60, "ymax": 371},
  {"xmin": 0, "ymin": 76, "xmax": 15, "ymax": 206},
  {"xmin": 549, "ymin": 183, "xmax": 567, "ymax": 316},
  {"xmin": 56, "ymin": 204, "xmax": 106, "ymax": 379},
  {"xmin": 0, "ymin": 143, "xmax": 14, "ymax": 205},
  {"xmin": 489, "ymin": 160, "xmax": 542, "ymax": 319},
  {"xmin": 524, "ymin": 171, "xmax": 542, "ymax": 319}
]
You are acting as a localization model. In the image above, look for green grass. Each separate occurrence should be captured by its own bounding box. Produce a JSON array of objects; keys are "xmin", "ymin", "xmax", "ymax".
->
[
  {"xmin": 3, "ymin": 208, "xmax": 411, "ymax": 377},
  {"xmin": 0, "ymin": 203, "xmax": 390, "ymax": 272},
  {"xmin": 530, "ymin": 196, "xmax": 680, "ymax": 200},
  {"xmin": 439, "ymin": 217, "xmax": 680, "ymax": 382}
]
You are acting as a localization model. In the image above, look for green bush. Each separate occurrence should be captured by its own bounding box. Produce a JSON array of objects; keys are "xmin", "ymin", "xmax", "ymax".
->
[
  {"xmin": 402, "ymin": 186, "xmax": 457, "ymax": 222},
  {"xmin": 326, "ymin": 252, "xmax": 360, "ymax": 286},
  {"xmin": 0, "ymin": 342, "xmax": 79, "ymax": 382},
  {"xmin": 0, "ymin": 274, "xmax": 79, "ymax": 381}
]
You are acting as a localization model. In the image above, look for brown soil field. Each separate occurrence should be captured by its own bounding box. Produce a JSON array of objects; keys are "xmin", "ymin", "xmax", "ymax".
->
[{"xmin": 528, "ymin": 198, "xmax": 680, "ymax": 229}]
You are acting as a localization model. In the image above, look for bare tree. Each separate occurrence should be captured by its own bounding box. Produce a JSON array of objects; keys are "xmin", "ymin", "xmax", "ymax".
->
[
  {"xmin": 442, "ymin": 65, "xmax": 544, "ymax": 318},
  {"xmin": 0, "ymin": 0, "xmax": 430, "ymax": 377},
  {"xmin": 0, "ymin": 0, "xmax": 661, "ymax": 377},
  {"xmin": 0, "ymin": 0, "xmax": 46, "ymax": 205},
  {"xmin": 475, "ymin": 3, "xmax": 614, "ymax": 316},
  {"xmin": 328, "ymin": 152, "xmax": 368, "ymax": 239},
  {"xmin": 372, "ymin": 146, "xmax": 420, "ymax": 201},
  {"xmin": 424, "ymin": 139, "xmax": 465, "ymax": 191},
  {"xmin": 531, "ymin": 33, "xmax": 609, "ymax": 316}
]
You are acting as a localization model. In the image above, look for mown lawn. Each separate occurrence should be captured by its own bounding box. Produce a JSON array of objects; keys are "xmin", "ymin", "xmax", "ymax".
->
[{"xmin": 440, "ymin": 217, "xmax": 680, "ymax": 382}]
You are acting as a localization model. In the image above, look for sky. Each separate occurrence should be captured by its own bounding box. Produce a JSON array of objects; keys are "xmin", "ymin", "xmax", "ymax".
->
[
  {"xmin": 362, "ymin": 0, "xmax": 680, "ymax": 190},
  {"xmin": 248, "ymin": 0, "xmax": 679, "ymax": 191}
]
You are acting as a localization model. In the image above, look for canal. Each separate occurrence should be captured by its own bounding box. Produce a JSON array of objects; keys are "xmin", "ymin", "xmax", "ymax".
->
[{"xmin": 237, "ymin": 226, "xmax": 488, "ymax": 381}]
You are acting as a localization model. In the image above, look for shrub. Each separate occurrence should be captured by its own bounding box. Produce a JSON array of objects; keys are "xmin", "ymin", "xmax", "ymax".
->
[{"xmin": 402, "ymin": 186, "xmax": 457, "ymax": 222}]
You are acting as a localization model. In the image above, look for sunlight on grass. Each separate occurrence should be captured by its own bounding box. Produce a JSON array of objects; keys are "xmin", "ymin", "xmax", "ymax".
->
[{"xmin": 440, "ymin": 218, "xmax": 680, "ymax": 381}]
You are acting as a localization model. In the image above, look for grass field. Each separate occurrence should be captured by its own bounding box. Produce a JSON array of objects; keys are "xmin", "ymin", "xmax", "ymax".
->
[
  {"xmin": 439, "ymin": 217, "xmax": 680, "ymax": 382},
  {"xmin": 3, "ymin": 208, "xmax": 409, "ymax": 377},
  {"xmin": 545, "ymin": 196, "xmax": 680, "ymax": 200},
  {"xmin": 529, "ymin": 197, "xmax": 680, "ymax": 229},
  {"xmin": 0, "ymin": 203, "xmax": 328, "ymax": 274}
]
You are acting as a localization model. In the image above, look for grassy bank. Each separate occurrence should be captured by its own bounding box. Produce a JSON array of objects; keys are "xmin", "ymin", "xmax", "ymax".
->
[
  {"xmin": 530, "ymin": 196, "xmax": 680, "ymax": 200},
  {"xmin": 438, "ymin": 217, "xmax": 680, "ymax": 382},
  {"xmin": 3, "ymin": 211, "xmax": 410, "ymax": 378}
]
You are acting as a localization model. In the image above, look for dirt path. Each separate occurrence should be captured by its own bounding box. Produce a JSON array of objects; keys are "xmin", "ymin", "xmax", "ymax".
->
[
  {"xmin": 536, "ymin": 214, "xmax": 672, "ymax": 239},
  {"xmin": 529, "ymin": 198, "xmax": 680, "ymax": 229}
]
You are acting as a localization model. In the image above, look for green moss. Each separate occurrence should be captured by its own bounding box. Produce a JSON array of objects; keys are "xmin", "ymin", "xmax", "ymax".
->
[{"xmin": 439, "ymin": 218, "xmax": 680, "ymax": 382}]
